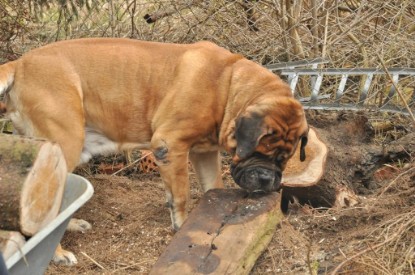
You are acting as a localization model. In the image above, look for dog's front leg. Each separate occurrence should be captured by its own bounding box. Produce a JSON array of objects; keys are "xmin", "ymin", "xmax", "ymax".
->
[
  {"xmin": 189, "ymin": 151, "xmax": 224, "ymax": 192},
  {"xmin": 151, "ymin": 136, "xmax": 190, "ymax": 231}
]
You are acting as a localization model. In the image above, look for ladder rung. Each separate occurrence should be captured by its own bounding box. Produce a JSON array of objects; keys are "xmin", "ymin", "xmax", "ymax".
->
[
  {"xmin": 358, "ymin": 74, "xmax": 374, "ymax": 105},
  {"xmin": 289, "ymin": 74, "xmax": 299, "ymax": 94},
  {"xmin": 336, "ymin": 74, "xmax": 348, "ymax": 100},
  {"xmin": 311, "ymin": 74, "xmax": 323, "ymax": 102},
  {"xmin": 382, "ymin": 74, "xmax": 400, "ymax": 106}
]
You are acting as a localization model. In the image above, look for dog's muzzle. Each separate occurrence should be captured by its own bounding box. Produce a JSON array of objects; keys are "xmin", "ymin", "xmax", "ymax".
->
[{"xmin": 230, "ymin": 154, "xmax": 282, "ymax": 192}]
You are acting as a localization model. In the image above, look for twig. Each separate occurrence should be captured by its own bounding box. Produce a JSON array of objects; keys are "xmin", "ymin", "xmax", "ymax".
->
[
  {"xmin": 330, "ymin": 232, "xmax": 399, "ymax": 275},
  {"xmin": 377, "ymin": 166, "xmax": 415, "ymax": 197},
  {"xmin": 331, "ymin": 218, "xmax": 410, "ymax": 275},
  {"xmin": 285, "ymin": 0, "xmax": 305, "ymax": 58},
  {"xmin": 110, "ymin": 151, "xmax": 152, "ymax": 176},
  {"xmin": 143, "ymin": 0, "xmax": 202, "ymax": 24},
  {"xmin": 111, "ymin": 259, "xmax": 150, "ymax": 273},
  {"xmin": 329, "ymin": 7, "xmax": 382, "ymax": 46},
  {"xmin": 129, "ymin": 0, "xmax": 137, "ymax": 37},
  {"xmin": 311, "ymin": 0, "xmax": 319, "ymax": 57},
  {"xmin": 266, "ymin": 246, "xmax": 278, "ymax": 274},
  {"xmin": 338, "ymin": 247, "xmax": 347, "ymax": 259},
  {"xmin": 306, "ymin": 240, "xmax": 315, "ymax": 275},
  {"xmin": 376, "ymin": 52, "xmax": 415, "ymax": 126},
  {"xmin": 321, "ymin": 10, "xmax": 329, "ymax": 60},
  {"xmin": 81, "ymin": 251, "xmax": 106, "ymax": 270}
]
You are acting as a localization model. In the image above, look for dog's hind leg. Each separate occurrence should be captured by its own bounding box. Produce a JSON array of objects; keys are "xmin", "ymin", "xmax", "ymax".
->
[
  {"xmin": 29, "ymin": 107, "xmax": 92, "ymax": 264},
  {"xmin": 14, "ymin": 84, "xmax": 89, "ymax": 265},
  {"xmin": 189, "ymin": 150, "xmax": 224, "ymax": 192}
]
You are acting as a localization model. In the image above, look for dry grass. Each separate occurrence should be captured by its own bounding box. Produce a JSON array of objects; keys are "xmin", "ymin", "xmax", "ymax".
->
[
  {"xmin": 331, "ymin": 165, "xmax": 415, "ymax": 274},
  {"xmin": 251, "ymin": 163, "xmax": 415, "ymax": 275},
  {"xmin": 2, "ymin": 0, "xmax": 415, "ymax": 67}
]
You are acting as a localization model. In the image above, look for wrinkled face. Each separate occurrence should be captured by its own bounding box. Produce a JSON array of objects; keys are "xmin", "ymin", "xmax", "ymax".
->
[{"xmin": 230, "ymin": 98, "xmax": 308, "ymax": 192}]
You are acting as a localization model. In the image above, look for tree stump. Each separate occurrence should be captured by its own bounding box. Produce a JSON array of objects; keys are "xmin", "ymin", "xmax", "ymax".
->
[
  {"xmin": 281, "ymin": 128, "xmax": 358, "ymax": 210},
  {"xmin": 151, "ymin": 189, "xmax": 283, "ymax": 275},
  {"xmin": 0, "ymin": 134, "xmax": 67, "ymax": 236}
]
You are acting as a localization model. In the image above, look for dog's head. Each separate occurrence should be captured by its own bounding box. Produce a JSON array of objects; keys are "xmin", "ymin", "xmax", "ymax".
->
[{"xmin": 229, "ymin": 97, "xmax": 308, "ymax": 192}]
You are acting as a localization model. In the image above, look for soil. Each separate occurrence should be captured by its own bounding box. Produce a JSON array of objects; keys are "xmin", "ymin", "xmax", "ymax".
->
[{"xmin": 45, "ymin": 111, "xmax": 415, "ymax": 275}]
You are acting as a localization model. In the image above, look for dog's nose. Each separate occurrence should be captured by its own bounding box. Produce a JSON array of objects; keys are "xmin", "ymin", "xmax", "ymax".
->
[
  {"xmin": 231, "ymin": 164, "xmax": 282, "ymax": 192},
  {"xmin": 245, "ymin": 167, "xmax": 276, "ymax": 188},
  {"xmin": 257, "ymin": 168, "xmax": 274, "ymax": 185}
]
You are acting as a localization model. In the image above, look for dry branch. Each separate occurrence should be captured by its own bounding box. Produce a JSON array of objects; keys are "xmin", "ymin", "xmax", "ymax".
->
[
  {"xmin": 143, "ymin": 1, "xmax": 202, "ymax": 24},
  {"xmin": 311, "ymin": 0, "xmax": 319, "ymax": 57},
  {"xmin": 241, "ymin": 0, "xmax": 259, "ymax": 31},
  {"xmin": 285, "ymin": 0, "xmax": 305, "ymax": 58}
]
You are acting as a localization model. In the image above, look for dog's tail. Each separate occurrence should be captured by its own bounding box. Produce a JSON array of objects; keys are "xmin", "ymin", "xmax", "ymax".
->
[{"xmin": 0, "ymin": 61, "xmax": 16, "ymax": 113}]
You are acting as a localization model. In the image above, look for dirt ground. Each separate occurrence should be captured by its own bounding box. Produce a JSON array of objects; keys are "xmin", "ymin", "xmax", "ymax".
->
[{"xmin": 45, "ymin": 111, "xmax": 415, "ymax": 275}]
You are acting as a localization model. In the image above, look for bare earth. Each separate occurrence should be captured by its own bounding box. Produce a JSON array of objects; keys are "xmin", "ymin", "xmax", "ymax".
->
[{"xmin": 46, "ymin": 111, "xmax": 415, "ymax": 274}]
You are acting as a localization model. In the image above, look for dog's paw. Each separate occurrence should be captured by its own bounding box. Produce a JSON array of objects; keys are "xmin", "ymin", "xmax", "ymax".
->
[
  {"xmin": 53, "ymin": 246, "xmax": 78, "ymax": 265},
  {"xmin": 67, "ymin": 218, "xmax": 92, "ymax": 232}
]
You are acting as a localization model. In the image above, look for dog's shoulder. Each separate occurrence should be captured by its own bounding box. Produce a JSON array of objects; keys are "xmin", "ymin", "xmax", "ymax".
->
[{"xmin": 184, "ymin": 41, "xmax": 244, "ymax": 68}]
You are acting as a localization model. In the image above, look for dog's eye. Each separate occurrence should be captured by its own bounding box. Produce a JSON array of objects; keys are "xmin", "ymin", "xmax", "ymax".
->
[
  {"xmin": 265, "ymin": 135, "xmax": 280, "ymax": 144},
  {"xmin": 275, "ymin": 154, "xmax": 285, "ymax": 163},
  {"xmin": 267, "ymin": 128, "xmax": 276, "ymax": 135}
]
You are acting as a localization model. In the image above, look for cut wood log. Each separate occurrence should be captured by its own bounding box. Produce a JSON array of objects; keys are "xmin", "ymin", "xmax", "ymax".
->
[
  {"xmin": 0, "ymin": 230, "xmax": 26, "ymax": 260},
  {"xmin": 282, "ymin": 127, "xmax": 328, "ymax": 188},
  {"xmin": 0, "ymin": 134, "xmax": 67, "ymax": 236},
  {"xmin": 151, "ymin": 189, "xmax": 282, "ymax": 275},
  {"xmin": 281, "ymin": 127, "xmax": 358, "ymax": 209}
]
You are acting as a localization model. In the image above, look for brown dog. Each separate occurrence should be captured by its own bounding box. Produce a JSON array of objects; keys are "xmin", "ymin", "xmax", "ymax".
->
[{"xmin": 0, "ymin": 38, "xmax": 308, "ymax": 264}]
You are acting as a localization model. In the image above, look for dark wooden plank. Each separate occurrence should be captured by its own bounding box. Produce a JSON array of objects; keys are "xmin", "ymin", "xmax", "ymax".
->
[{"xmin": 151, "ymin": 189, "xmax": 282, "ymax": 275}]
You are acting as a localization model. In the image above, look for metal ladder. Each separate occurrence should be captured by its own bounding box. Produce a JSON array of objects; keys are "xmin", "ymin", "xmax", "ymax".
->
[{"xmin": 266, "ymin": 60, "xmax": 415, "ymax": 115}]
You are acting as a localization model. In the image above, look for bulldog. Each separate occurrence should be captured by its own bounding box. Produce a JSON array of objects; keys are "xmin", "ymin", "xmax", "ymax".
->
[{"xmin": 0, "ymin": 38, "xmax": 308, "ymax": 264}]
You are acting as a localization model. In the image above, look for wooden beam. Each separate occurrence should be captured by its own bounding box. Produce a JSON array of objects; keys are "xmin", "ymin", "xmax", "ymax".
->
[{"xmin": 151, "ymin": 189, "xmax": 282, "ymax": 275}]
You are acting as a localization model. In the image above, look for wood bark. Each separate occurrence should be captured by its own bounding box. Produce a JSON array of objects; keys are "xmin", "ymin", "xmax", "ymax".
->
[
  {"xmin": 0, "ymin": 230, "xmax": 26, "ymax": 260},
  {"xmin": 151, "ymin": 189, "xmax": 283, "ymax": 275},
  {"xmin": 0, "ymin": 134, "xmax": 67, "ymax": 236}
]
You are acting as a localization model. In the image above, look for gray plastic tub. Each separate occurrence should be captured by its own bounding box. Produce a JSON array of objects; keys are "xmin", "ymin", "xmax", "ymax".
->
[{"xmin": 6, "ymin": 173, "xmax": 94, "ymax": 275}]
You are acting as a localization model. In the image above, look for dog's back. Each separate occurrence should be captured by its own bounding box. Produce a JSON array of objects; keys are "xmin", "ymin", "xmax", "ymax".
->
[{"xmin": 0, "ymin": 38, "xmax": 241, "ymax": 170}]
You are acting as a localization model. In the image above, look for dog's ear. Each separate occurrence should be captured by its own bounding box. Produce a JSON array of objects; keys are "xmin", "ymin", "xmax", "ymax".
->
[
  {"xmin": 299, "ymin": 132, "xmax": 308, "ymax": 162},
  {"xmin": 234, "ymin": 113, "xmax": 265, "ymax": 159}
]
